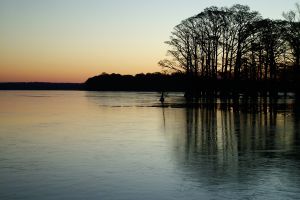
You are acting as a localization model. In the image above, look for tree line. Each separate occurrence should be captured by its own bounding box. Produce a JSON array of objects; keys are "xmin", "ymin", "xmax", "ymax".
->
[
  {"xmin": 85, "ymin": 72, "xmax": 296, "ymax": 93},
  {"xmin": 85, "ymin": 72, "xmax": 186, "ymax": 91},
  {"xmin": 159, "ymin": 4, "xmax": 300, "ymax": 82}
]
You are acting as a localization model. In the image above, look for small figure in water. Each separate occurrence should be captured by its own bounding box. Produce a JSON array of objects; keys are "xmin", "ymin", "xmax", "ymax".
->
[{"xmin": 160, "ymin": 92, "xmax": 165, "ymax": 103}]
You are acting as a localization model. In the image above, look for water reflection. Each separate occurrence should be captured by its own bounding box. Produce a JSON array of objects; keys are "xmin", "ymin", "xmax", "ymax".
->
[
  {"xmin": 1, "ymin": 91, "xmax": 300, "ymax": 199},
  {"xmin": 164, "ymin": 96, "xmax": 300, "ymax": 199}
]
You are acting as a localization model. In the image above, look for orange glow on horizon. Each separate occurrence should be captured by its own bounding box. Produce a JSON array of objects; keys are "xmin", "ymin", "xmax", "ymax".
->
[
  {"xmin": 0, "ymin": 63, "xmax": 161, "ymax": 83},
  {"xmin": 1, "ymin": 0, "xmax": 293, "ymax": 83}
]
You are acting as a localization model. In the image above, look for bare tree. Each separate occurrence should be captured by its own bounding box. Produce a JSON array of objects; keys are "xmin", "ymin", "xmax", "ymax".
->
[
  {"xmin": 283, "ymin": 3, "xmax": 300, "ymax": 72},
  {"xmin": 159, "ymin": 4, "xmax": 294, "ymax": 83}
]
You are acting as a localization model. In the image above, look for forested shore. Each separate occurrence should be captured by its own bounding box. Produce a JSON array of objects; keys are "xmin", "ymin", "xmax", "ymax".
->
[
  {"xmin": 87, "ymin": 4, "xmax": 300, "ymax": 95},
  {"xmin": 85, "ymin": 72, "xmax": 299, "ymax": 95}
]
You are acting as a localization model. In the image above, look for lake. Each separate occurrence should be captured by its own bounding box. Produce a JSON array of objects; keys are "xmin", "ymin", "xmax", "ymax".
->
[{"xmin": 0, "ymin": 91, "xmax": 300, "ymax": 200}]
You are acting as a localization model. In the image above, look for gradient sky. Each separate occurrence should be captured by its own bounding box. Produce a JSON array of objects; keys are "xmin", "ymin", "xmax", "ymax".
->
[{"xmin": 0, "ymin": 0, "xmax": 298, "ymax": 82}]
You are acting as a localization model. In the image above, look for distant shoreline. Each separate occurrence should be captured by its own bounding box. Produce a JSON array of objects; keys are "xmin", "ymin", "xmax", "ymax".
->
[{"xmin": 0, "ymin": 82, "xmax": 84, "ymax": 90}]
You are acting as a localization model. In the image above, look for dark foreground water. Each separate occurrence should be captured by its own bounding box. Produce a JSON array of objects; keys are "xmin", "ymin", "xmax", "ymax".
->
[{"xmin": 0, "ymin": 91, "xmax": 300, "ymax": 200}]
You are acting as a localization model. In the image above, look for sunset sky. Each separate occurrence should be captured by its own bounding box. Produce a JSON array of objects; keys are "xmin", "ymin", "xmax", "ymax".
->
[{"xmin": 0, "ymin": 0, "xmax": 298, "ymax": 83}]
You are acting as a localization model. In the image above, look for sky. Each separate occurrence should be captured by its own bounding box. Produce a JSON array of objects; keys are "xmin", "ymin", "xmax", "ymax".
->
[{"xmin": 0, "ymin": 0, "xmax": 299, "ymax": 83}]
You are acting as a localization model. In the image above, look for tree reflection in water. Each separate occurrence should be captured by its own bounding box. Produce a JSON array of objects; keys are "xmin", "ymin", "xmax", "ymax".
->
[{"xmin": 162, "ymin": 95, "xmax": 300, "ymax": 198}]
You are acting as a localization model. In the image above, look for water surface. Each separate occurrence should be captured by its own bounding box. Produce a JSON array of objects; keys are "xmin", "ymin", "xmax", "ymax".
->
[{"xmin": 0, "ymin": 91, "xmax": 300, "ymax": 199}]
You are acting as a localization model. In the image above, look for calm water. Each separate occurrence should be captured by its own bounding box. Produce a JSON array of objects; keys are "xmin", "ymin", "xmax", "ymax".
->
[{"xmin": 0, "ymin": 91, "xmax": 300, "ymax": 200}]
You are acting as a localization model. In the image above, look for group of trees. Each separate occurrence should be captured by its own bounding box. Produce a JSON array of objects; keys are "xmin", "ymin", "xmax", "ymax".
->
[
  {"xmin": 86, "ymin": 4, "xmax": 300, "ymax": 93},
  {"xmin": 159, "ymin": 4, "xmax": 300, "ymax": 81}
]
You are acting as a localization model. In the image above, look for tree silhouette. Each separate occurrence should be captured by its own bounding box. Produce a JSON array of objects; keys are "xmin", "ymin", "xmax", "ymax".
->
[
  {"xmin": 283, "ymin": 3, "xmax": 300, "ymax": 74},
  {"xmin": 159, "ymin": 4, "xmax": 298, "ymax": 84},
  {"xmin": 85, "ymin": 4, "xmax": 300, "ymax": 94}
]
